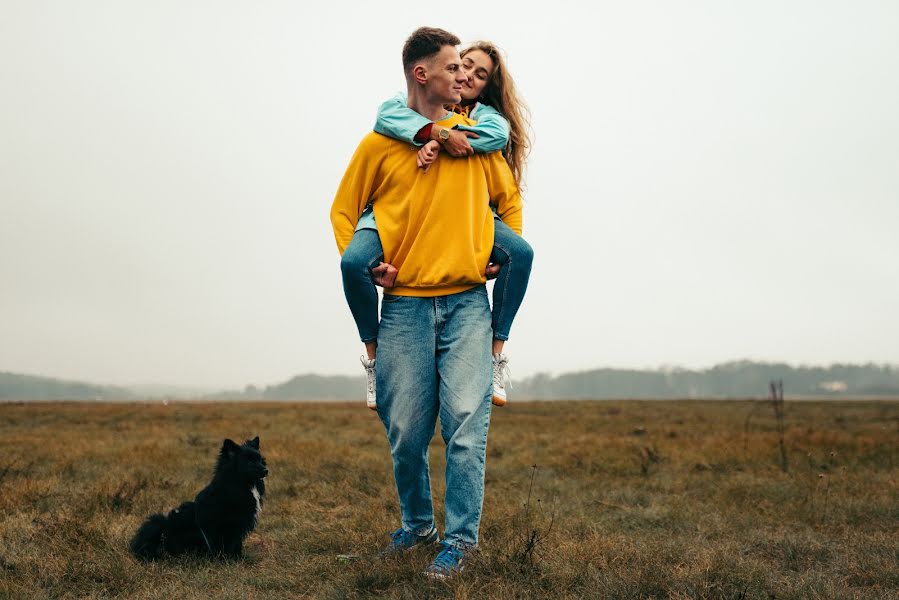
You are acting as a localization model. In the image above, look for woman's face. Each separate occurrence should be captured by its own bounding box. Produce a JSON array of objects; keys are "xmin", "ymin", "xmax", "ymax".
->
[{"xmin": 461, "ymin": 49, "xmax": 495, "ymax": 101}]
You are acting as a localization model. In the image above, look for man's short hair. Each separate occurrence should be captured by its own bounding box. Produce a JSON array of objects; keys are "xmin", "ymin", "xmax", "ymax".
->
[{"xmin": 402, "ymin": 27, "xmax": 461, "ymax": 77}]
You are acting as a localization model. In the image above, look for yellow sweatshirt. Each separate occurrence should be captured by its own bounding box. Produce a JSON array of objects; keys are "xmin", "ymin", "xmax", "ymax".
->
[{"xmin": 330, "ymin": 112, "xmax": 523, "ymax": 297}]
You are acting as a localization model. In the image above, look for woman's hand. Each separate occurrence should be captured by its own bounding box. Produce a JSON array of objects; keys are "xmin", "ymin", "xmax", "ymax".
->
[
  {"xmin": 417, "ymin": 141, "xmax": 441, "ymax": 172},
  {"xmin": 371, "ymin": 262, "xmax": 398, "ymax": 288}
]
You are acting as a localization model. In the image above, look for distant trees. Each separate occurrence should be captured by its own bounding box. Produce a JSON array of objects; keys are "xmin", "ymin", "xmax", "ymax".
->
[
  {"xmin": 4, "ymin": 361, "xmax": 898, "ymax": 401},
  {"xmin": 0, "ymin": 372, "xmax": 132, "ymax": 400},
  {"xmin": 513, "ymin": 361, "xmax": 899, "ymax": 399}
]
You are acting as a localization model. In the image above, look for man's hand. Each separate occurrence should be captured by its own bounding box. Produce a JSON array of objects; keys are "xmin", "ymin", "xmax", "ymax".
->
[
  {"xmin": 485, "ymin": 262, "xmax": 501, "ymax": 280},
  {"xmin": 371, "ymin": 262, "xmax": 398, "ymax": 288},
  {"xmin": 417, "ymin": 140, "xmax": 440, "ymax": 172},
  {"xmin": 442, "ymin": 129, "xmax": 479, "ymax": 157}
]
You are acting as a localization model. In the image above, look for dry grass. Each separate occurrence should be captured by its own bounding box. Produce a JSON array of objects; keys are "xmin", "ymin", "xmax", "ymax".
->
[{"xmin": 0, "ymin": 399, "xmax": 896, "ymax": 599}]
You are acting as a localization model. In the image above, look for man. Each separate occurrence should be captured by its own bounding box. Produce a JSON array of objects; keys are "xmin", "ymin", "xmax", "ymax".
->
[{"xmin": 329, "ymin": 27, "xmax": 522, "ymax": 578}]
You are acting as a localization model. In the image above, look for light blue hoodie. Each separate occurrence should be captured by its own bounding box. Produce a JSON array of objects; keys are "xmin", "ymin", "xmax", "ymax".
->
[{"xmin": 373, "ymin": 92, "xmax": 510, "ymax": 153}]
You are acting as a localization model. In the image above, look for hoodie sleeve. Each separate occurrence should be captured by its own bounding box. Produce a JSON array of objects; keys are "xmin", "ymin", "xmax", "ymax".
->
[
  {"xmin": 329, "ymin": 135, "xmax": 385, "ymax": 255},
  {"xmin": 373, "ymin": 92, "xmax": 432, "ymax": 146},
  {"xmin": 455, "ymin": 102, "xmax": 510, "ymax": 153},
  {"xmin": 480, "ymin": 152, "xmax": 523, "ymax": 236}
]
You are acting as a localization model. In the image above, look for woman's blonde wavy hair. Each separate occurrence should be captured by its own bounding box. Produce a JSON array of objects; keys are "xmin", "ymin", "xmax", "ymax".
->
[{"xmin": 461, "ymin": 41, "xmax": 531, "ymax": 191}]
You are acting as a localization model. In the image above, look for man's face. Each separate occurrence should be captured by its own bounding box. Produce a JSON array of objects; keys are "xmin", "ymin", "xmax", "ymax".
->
[{"xmin": 424, "ymin": 45, "xmax": 467, "ymax": 105}]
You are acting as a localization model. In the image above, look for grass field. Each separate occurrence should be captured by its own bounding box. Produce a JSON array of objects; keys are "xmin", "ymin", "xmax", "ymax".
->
[{"xmin": 0, "ymin": 399, "xmax": 896, "ymax": 599}]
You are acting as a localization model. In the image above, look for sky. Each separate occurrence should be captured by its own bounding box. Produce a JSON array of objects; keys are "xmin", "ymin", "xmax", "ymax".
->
[{"xmin": 1, "ymin": 1, "xmax": 898, "ymax": 389}]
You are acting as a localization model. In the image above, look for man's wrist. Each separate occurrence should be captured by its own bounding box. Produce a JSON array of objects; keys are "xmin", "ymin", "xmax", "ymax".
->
[{"xmin": 432, "ymin": 125, "xmax": 451, "ymax": 144}]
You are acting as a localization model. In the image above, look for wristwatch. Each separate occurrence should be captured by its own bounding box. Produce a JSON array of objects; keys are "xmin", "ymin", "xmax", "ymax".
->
[{"xmin": 438, "ymin": 127, "xmax": 450, "ymax": 144}]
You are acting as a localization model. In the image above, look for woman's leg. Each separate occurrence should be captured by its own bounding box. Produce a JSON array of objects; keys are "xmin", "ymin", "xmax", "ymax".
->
[
  {"xmin": 340, "ymin": 228, "xmax": 385, "ymax": 410},
  {"xmin": 340, "ymin": 228, "xmax": 384, "ymax": 354},
  {"xmin": 489, "ymin": 217, "xmax": 534, "ymax": 345},
  {"xmin": 487, "ymin": 218, "xmax": 533, "ymax": 406}
]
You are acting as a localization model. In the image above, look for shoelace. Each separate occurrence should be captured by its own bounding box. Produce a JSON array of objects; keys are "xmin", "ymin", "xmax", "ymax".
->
[
  {"xmin": 377, "ymin": 528, "xmax": 410, "ymax": 557},
  {"xmin": 360, "ymin": 356, "xmax": 376, "ymax": 394},
  {"xmin": 389, "ymin": 528, "xmax": 407, "ymax": 544},
  {"xmin": 432, "ymin": 543, "xmax": 464, "ymax": 570},
  {"xmin": 493, "ymin": 356, "xmax": 513, "ymax": 390},
  {"xmin": 388, "ymin": 527, "xmax": 428, "ymax": 549}
]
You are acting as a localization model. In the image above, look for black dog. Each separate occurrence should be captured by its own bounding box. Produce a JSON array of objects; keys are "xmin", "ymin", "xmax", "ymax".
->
[{"xmin": 130, "ymin": 436, "xmax": 268, "ymax": 560}]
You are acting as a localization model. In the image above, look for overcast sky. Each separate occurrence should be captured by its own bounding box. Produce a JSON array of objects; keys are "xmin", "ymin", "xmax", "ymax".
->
[{"xmin": 1, "ymin": 1, "xmax": 897, "ymax": 388}]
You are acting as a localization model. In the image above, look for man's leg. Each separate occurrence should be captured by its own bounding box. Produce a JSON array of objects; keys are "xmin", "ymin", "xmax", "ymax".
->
[
  {"xmin": 376, "ymin": 294, "xmax": 439, "ymax": 536},
  {"xmin": 435, "ymin": 285, "xmax": 494, "ymax": 548}
]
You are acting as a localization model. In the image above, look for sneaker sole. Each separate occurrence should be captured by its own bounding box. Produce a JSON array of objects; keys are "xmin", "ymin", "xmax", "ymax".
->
[{"xmin": 424, "ymin": 566, "xmax": 464, "ymax": 580}]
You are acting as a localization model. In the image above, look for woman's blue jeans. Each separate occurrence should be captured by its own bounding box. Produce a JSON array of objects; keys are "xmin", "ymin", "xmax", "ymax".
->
[
  {"xmin": 376, "ymin": 285, "xmax": 493, "ymax": 547},
  {"xmin": 340, "ymin": 216, "xmax": 533, "ymax": 343}
]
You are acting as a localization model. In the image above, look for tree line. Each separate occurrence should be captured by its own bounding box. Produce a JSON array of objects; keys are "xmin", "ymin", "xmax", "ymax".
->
[{"xmin": 3, "ymin": 361, "xmax": 898, "ymax": 401}]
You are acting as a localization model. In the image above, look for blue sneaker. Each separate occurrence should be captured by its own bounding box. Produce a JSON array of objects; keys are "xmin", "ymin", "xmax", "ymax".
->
[
  {"xmin": 423, "ymin": 541, "xmax": 467, "ymax": 579},
  {"xmin": 379, "ymin": 526, "xmax": 438, "ymax": 557}
]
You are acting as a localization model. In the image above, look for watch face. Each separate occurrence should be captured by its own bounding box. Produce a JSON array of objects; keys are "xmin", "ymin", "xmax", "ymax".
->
[{"xmin": 439, "ymin": 129, "xmax": 449, "ymax": 141}]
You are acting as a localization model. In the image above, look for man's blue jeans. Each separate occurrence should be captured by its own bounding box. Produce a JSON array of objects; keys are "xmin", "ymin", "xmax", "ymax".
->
[{"xmin": 376, "ymin": 285, "xmax": 493, "ymax": 548}]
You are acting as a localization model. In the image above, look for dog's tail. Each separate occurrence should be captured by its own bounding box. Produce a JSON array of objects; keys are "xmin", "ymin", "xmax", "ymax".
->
[{"xmin": 129, "ymin": 513, "xmax": 167, "ymax": 560}]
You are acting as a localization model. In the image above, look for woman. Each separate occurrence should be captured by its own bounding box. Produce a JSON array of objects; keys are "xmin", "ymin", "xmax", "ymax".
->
[{"xmin": 340, "ymin": 41, "xmax": 533, "ymax": 410}]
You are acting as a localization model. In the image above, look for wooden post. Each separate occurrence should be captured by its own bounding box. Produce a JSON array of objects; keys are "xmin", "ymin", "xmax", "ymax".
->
[{"xmin": 770, "ymin": 379, "xmax": 787, "ymax": 472}]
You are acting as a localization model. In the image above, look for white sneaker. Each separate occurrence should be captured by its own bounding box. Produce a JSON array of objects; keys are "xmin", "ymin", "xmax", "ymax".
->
[
  {"xmin": 360, "ymin": 356, "xmax": 376, "ymax": 410},
  {"xmin": 492, "ymin": 353, "xmax": 510, "ymax": 407}
]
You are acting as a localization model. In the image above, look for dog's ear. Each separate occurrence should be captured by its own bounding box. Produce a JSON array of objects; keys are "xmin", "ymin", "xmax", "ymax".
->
[
  {"xmin": 249, "ymin": 436, "xmax": 260, "ymax": 449},
  {"xmin": 221, "ymin": 438, "xmax": 240, "ymax": 458}
]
